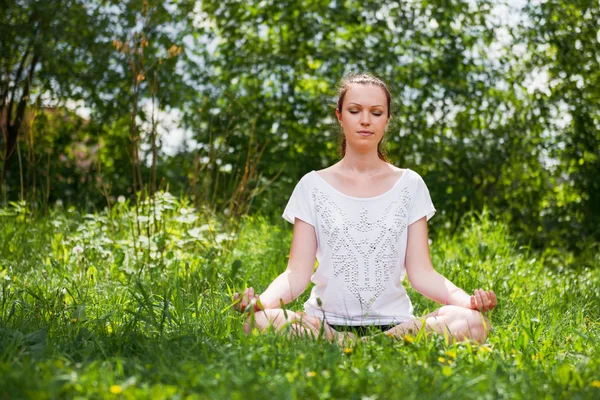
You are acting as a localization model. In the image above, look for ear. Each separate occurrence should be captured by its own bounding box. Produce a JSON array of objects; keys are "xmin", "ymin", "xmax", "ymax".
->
[{"xmin": 335, "ymin": 108, "xmax": 342, "ymax": 123}]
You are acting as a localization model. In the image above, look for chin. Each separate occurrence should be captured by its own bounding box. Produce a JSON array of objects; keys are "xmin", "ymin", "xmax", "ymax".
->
[{"xmin": 347, "ymin": 143, "xmax": 379, "ymax": 152}]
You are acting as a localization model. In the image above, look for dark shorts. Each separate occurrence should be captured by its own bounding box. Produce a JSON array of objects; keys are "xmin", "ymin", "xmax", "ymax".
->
[{"xmin": 329, "ymin": 324, "xmax": 398, "ymax": 337}]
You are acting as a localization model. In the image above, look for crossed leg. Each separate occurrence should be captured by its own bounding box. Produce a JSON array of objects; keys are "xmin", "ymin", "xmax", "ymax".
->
[
  {"xmin": 243, "ymin": 305, "xmax": 491, "ymax": 345},
  {"xmin": 380, "ymin": 305, "xmax": 492, "ymax": 344},
  {"xmin": 243, "ymin": 309, "xmax": 356, "ymax": 345}
]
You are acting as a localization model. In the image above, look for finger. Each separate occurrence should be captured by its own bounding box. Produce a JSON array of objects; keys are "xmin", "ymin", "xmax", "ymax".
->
[
  {"xmin": 475, "ymin": 289, "xmax": 484, "ymax": 311},
  {"xmin": 481, "ymin": 289, "xmax": 491, "ymax": 310},
  {"xmin": 240, "ymin": 295, "xmax": 250, "ymax": 309},
  {"xmin": 248, "ymin": 287, "xmax": 254, "ymax": 298},
  {"xmin": 489, "ymin": 290, "xmax": 497, "ymax": 308},
  {"xmin": 470, "ymin": 295, "xmax": 476, "ymax": 310},
  {"xmin": 234, "ymin": 294, "xmax": 245, "ymax": 312},
  {"xmin": 480, "ymin": 290, "xmax": 490, "ymax": 311}
]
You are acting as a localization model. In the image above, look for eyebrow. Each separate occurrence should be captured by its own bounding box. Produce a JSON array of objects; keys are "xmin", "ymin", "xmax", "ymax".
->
[{"xmin": 348, "ymin": 103, "xmax": 385, "ymax": 108}]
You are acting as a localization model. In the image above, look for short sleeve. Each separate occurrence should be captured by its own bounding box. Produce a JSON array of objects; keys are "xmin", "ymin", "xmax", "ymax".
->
[
  {"xmin": 408, "ymin": 172, "xmax": 436, "ymax": 226},
  {"xmin": 282, "ymin": 176, "xmax": 316, "ymax": 227}
]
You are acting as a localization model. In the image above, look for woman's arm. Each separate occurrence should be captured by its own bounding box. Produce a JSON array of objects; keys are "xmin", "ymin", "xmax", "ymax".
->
[
  {"xmin": 404, "ymin": 217, "xmax": 472, "ymax": 308},
  {"xmin": 242, "ymin": 218, "xmax": 317, "ymax": 310}
]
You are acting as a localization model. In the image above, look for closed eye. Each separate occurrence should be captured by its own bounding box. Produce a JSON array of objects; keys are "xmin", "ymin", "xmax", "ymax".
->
[{"xmin": 349, "ymin": 111, "xmax": 383, "ymax": 116}]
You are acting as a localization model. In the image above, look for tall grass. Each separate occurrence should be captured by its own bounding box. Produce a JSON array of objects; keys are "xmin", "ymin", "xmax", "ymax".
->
[{"xmin": 0, "ymin": 196, "xmax": 599, "ymax": 399}]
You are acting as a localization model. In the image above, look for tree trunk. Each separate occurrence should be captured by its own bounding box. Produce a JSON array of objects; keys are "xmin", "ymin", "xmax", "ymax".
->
[{"xmin": 1, "ymin": 54, "xmax": 39, "ymax": 186}]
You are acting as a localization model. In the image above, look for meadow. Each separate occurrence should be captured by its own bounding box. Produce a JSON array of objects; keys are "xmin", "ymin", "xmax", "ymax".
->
[{"xmin": 1, "ymin": 193, "xmax": 599, "ymax": 399}]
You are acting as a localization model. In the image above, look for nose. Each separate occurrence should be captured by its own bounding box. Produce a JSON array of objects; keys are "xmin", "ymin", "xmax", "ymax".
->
[{"xmin": 360, "ymin": 111, "xmax": 371, "ymax": 125}]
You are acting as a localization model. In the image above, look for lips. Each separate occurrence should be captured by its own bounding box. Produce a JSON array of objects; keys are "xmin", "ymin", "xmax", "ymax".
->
[{"xmin": 358, "ymin": 131, "xmax": 373, "ymax": 136}]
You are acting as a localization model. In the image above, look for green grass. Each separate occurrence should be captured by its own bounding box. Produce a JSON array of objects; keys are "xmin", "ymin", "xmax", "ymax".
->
[{"xmin": 1, "ymin": 194, "xmax": 599, "ymax": 399}]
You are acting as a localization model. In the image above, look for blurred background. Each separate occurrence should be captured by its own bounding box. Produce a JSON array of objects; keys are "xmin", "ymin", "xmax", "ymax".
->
[{"xmin": 1, "ymin": 0, "xmax": 598, "ymax": 265}]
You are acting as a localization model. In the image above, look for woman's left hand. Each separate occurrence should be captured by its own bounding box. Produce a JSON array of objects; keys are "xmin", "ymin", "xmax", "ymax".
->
[{"xmin": 470, "ymin": 288, "xmax": 497, "ymax": 312}]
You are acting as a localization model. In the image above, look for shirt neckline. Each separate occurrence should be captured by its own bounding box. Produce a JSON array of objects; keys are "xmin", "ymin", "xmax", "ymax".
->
[{"xmin": 310, "ymin": 168, "xmax": 411, "ymax": 201}]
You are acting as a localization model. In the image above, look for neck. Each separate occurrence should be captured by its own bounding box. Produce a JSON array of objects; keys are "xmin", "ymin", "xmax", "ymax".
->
[{"xmin": 339, "ymin": 148, "xmax": 387, "ymax": 175}]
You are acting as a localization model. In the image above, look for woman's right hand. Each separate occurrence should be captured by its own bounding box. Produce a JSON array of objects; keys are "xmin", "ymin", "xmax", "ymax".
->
[{"xmin": 233, "ymin": 287, "xmax": 262, "ymax": 313}]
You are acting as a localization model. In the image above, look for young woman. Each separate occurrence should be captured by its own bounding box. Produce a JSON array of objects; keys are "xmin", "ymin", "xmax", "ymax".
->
[{"xmin": 233, "ymin": 74, "xmax": 497, "ymax": 345}]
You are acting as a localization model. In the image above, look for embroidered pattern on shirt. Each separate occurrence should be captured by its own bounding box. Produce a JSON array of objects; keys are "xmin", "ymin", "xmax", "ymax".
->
[{"xmin": 312, "ymin": 186, "xmax": 411, "ymax": 309}]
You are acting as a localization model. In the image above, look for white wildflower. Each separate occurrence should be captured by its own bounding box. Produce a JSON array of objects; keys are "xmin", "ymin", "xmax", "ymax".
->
[
  {"xmin": 117, "ymin": 195, "xmax": 126, "ymax": 203},
  {"xmin": 73, "ymin": 245, "xmax": 84, "ymax": 255},
  {"xmin": 216, "ymin": 232, "xmax": 236, "ymax": 244},
  {"xmin": 198, "ymin": 224, "xmax": 211, "ymax": 232}
]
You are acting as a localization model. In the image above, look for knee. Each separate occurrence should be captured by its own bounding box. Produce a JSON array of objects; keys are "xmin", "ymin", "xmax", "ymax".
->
[
  {"xmin": 438, "ymin": 306, "xmax": 492, "ymax": 344},
  {"xmin": 470, "ymin": 312, "xmax": 492, "ymax": 344},
  {"xmin": 242, "ymin": 309, "xmax": 294, "ymax": 335},
  {"xmin": 243, "ymin": 311, "xmax": 270, "ymax": 335}
]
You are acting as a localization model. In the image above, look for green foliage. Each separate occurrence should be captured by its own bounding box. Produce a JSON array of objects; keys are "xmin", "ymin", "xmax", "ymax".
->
[
  {"xmin": 517, "ymin": 0, "xmax": 600, "ymax": 252},
  {"xmin": 1, "ymin": 0, "xmax": 199, "ymax": 204},
  {"xmin": 1, "ymin": 201, "xmax": 599, "ymax": 398},
  {"xmin": 2, "ymin": 0, "xmax": 600, "ymax": 261}
]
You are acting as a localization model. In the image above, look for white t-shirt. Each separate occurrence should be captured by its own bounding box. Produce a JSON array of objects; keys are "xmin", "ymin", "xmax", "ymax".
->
[{"xmin": 281, "ymin": 168, "xmax": 436, "ymax": 326}]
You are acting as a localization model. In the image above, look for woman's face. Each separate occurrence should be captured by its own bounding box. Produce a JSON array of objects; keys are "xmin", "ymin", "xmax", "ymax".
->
[{"xmin": 336, "ymin": 84, "xmax": 389, "ymax": 153}]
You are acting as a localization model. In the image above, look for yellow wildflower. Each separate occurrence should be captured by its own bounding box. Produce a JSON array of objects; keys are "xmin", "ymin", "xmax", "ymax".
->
[
  {"xmin": 438, "ymin": 357, "xmax": 446, "ymax": 363},
  {"xmin": 403, "ymin": 334, "xmax": 414, "ymax": 344},
  {"xmin": 343, "ymin": 347, "xmax": 353, "ymax": 354},
  {"xmin": 445, "ymin": 349, "xmax": 457, "ymax": 359},
  {"xmin": 306, "ymin": 371, "xmax": 316, "ymax": 378},
  {"xmin": 110, "ymin": 385, "xmax": 122, "ymax": 394},
  {"xmin": 591, "ymin": 380, "xmax": 600, "ymax": 388}
]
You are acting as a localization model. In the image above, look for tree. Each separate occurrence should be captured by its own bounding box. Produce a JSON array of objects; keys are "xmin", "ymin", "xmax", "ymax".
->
[
  {"xmin": 519, "ymin": 0, "xmax": 600, "ymax": 251},
  {"xmin": 0, "ymin": 0, "xmax": 198, "ymax": 204},
  {"xmin": 0, "ymin": 0, "xmax": 114, "ymax": 186}
]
